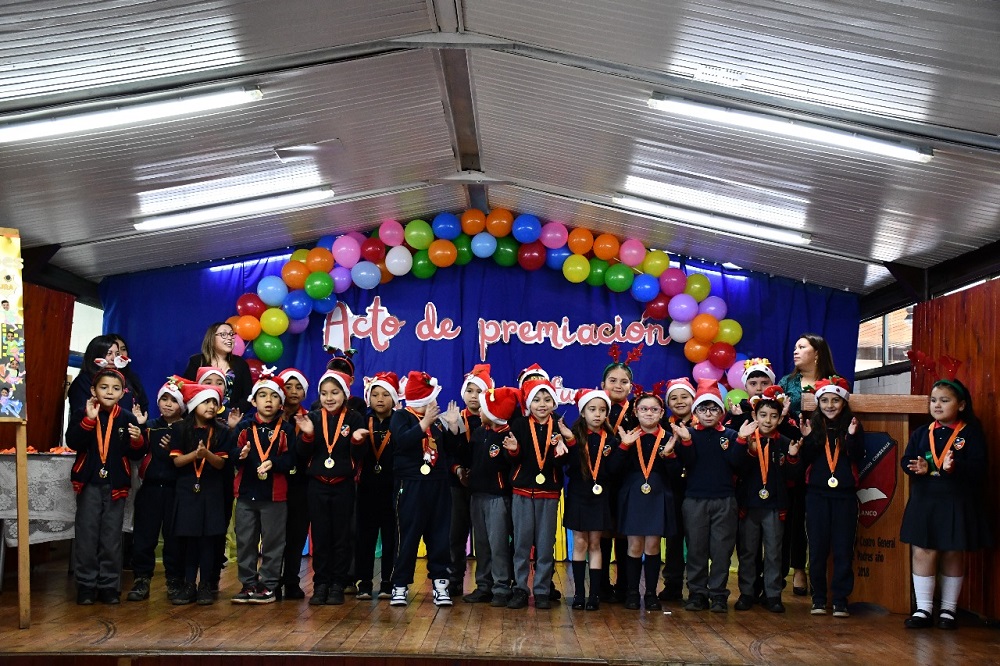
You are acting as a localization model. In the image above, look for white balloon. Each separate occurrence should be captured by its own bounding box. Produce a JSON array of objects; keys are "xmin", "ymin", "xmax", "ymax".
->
[
  {"xmin": 668, "ymin": 320, "xmax": 693, "ymax": 343},
  {"xmin": 384, "ymin": 245, "xmax": 413, "ymax": 276}
]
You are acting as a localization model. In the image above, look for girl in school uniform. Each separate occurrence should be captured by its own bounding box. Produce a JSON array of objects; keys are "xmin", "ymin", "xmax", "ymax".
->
[
  {"xmin": 169, "ymin": 382, "xmax": 232, "ymax": 605},
  {"xmin": 617, "ymin": 387, "xmax": 679, "ymax": 611},
  {"xmin": 564, "ymin": 388, "xmax": 623, "ymax": 611},
  {"xmin": 900, "ymin": 376, "xmax": 991, "ymax": 630},
  {"xmin": 798, "ymin": 376, "xmax": 866, "ymax": 618}
]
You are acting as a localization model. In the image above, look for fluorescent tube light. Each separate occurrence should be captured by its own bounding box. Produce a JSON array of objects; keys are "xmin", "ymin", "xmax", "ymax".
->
[
  {"xmin": 0, "ymin": 88, "xmax": 262, "ymax": 143},
  {"xmin": 647, "ymin": 94, "xmax": 933, "ymax": 163},
  {"xmin": 134, "ymin": 187, "xmax": 334, "ymax": 232},
  {"xmin": 612, "ymin": 194, "xmax": 812, "ymax": 246}
]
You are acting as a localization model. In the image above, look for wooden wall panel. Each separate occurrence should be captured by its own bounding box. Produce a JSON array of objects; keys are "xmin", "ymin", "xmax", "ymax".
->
[
  {"xmin": 911, "ymin": 278, "xmax": 999, "ymax": 619},
  {"xmin": 0, "ymin": 283, "xmax": 74, "ymax": 450}
]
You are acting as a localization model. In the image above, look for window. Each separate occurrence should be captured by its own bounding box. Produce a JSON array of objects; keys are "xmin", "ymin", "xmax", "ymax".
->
[{"xmin": 856, "ymin": 305, "xmax": 913, "ymax": 373}]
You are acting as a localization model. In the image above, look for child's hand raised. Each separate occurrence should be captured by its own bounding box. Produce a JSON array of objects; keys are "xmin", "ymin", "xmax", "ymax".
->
[
  {"xmin": 85, "ymin": 397, "xmax": 100, "ymax": 420},
  {"xmin": 799, "ymin": 418, "xmax": 812, "ymax": 437},
  {"xmin": 659, "ymin": 434, "xmax": 676, "ymax": 458},
  {"xmin": 295, "ymin": 413, "xmax": 313, "ymax": 435},
  {"xmin": 133, "ymin": 404, "xmax": 148, "ymax": 425},
  {"xmin": 227, "ymin": 408, "xmax": 243, "ymax": 429},
  {"xmin": 619, "ymin": 427, "xmax": 641, "ymax": 446},
  {"xmin": 730, "ymin": 402, "xmax": 743, "ymax": 416},
  {"xmin": 556, "ymin": 416, "xmax": 574, "ymax": 440},
  {"xmin": 670, "ymin": 421, "xmax": 691, "ymax": 442},
  {"xmin": 441, "ymin": 401, "xmax": 461, "ymax": 431},
  {"xmin": 239, "ymin": 443, "xmax": 251, "ymax": 460},
  {"xmin": 788, "ymin": 439, "xmax": 801, "ymax": 457},
  {"xmin": 420, "ymin": 401, "xmax": 441, "ymax": 430},
  {"xmin": 352, "ymin": 428, "xmax": 370, "ymax": 442},
  {"xmin": 738, "ymin": 420, "xmax": 758, "ymax": 439},
  {"xmin": 906, "ymin": 456, "xmax": 929, "ymax": 475},
  {"xmin": 847, "ymin": 417, "xmax": 859, "ymax": 435},
  {"xmin": 196, "ymin": 441, "xmax": 208, "ymax": 459},
  {"xmin": 502, "ymin": 432, "xmax": 518, "ymax": 451},
  {"xmin": 128, "ymin": 423, "xmax": 142, "ymax": 440},
  {"xmin": 942, "ymin": 450, "xmax": 955, "ymax": 473},
  {"xmin": 553, "ymin": 437, "xmax": 569, "ymax": 457}
]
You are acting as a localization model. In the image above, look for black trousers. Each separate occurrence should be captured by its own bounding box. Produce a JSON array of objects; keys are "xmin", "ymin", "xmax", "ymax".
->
[
  {"xmin": 783, "ymin": 483, "xmax": 808, "ymax": 573},
  {"xmin": 182, "ymin": 535, "xmax": 216, "ymax": 585},
  {"xmin": 131, "ymin": 481, "xmax": 182, "ymax": 580},
  {"xmin": 449, "ymin": 484, "xmax": 473, "ymax": 587},
  {"xmin": 281, "ymin": 480, "xmax": 310, "ymax": 588},
  {"xmin": 662, "ymin": 476, "xmax": 686, "ymax": 594},
  {"xmin": 354, "ymin": 479, "xmax": 397, "ymax": 591},
  {"xmin": 805, "ymin": 492, "xmax": 858, "ymax": 606},
  {"xmin": 391, "ymin": 478, "xmax": 452, "ymax": 586},
  {"xmin": 307, "ymin": 479, "xmax": 355, "ymax": 587}
]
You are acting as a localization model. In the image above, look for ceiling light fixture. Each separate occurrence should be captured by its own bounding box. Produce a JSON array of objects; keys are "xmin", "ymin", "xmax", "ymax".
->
[
  {"xmin": 612, "ymin": 193, "xmax": 812, "ymax": 246},
  {"xmin": 133, "ymin": 186, "xmax": 334, "ymax": 232},
  {"xmin": 647, "ymin": 93, "xmax": 933, "ymax": 163},
  {"xmin": 0, "ymin": 88, "xmax": 262, "ymax": 143}
]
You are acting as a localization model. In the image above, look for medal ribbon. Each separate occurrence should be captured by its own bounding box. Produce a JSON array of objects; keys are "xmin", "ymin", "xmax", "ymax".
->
[
  {"xmin": 754, "ymin": 431, "xmax": 770, "ymax": 486},
  {"xmin": 612, "ymin": 400, "xmax": 630, "ymax": 431},
  {"xmin": 252, "ymin": 422, "xmax": 280, "ymax": 465},
  {"xmin": 321, "ymin": 409, "xmax": 349, "ymax": 459},
  {"xmin": 368, "ymin": 416, "xmax": 392, "ymax": 463},
  {"xmin": 406, "ymin": 407, "xmax": 438, "ymax": 464},
  {"xmin": 462, "ymin": 409, "xmax": 473, "ymax": 443},
  {"xmin": 585, "ymin": 430, "xmax": 608, "ymax": 483},
  {"xmin": 96, "ymin": 407, "xmax": 117, "ymax": 469},
  {"xmin": 194, "ymin": 426, "xmax": 215, "ymax": 483},
  {"xmin": 824, "ymin": 434, "xmax": 840, "ymax": 477},
  {"xmin": 636, "ymin": 427, "xmax": 666, "ymax": 483},
  {"xmin": 929, "ymin": 421, "xmax": 965, "ymax": 472},
  {"xmin": 529, "ymin": 416, "xmax": 554, "ymax": 474}
]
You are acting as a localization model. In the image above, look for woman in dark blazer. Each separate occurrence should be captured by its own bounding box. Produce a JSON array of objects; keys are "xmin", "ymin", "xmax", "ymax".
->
[{"xmin": 181, "ymin": 321, "xmax": 252, "ymax": 416}]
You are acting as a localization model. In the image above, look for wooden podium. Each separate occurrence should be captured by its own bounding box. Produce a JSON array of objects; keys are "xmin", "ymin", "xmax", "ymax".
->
[{"xmin": 847, "ymin": 394, "xmax": 929, "ymax": 614}]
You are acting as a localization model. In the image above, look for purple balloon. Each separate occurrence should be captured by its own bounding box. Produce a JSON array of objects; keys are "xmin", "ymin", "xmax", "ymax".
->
[
  {"xmin": 698, "ymin": 295, "xmax": 728, "ymax": 319},
  {"xmin": 726, "ymin": 361, "xmax": 745, "ymax": 390},
  {"xmin": 693, "ymin": 360, "xmax": 724, "ymax": 383},
  {"xmin": 667, "ymin": 293, "xmax": 698, "ymax": 322},
  {"xmin": 330, "ymin": 266, "xmax": 353, "ymax": 294},
  {"xmin": 659, "ymin": 267, "xmax": 687, "ymax": 297},
  {"xmin": 287, "ymin": 317, "xmax": 310, "ymax": 334}
]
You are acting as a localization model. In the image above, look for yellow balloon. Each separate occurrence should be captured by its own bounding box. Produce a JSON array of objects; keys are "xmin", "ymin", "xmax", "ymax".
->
[
  {"xmin": 684, "ymin": 273, "xmax": 711, "ymax": 302},
  {"xmin": 562, "ymin": 254, "xmax": 591, "ymax": 283},
  {"xmin": 290, "ymin": 248, "xmax": 310, "ymax": 263},
  {"xmin": 714, "ymin": 319, "xmax": 743, "ymax": 345},
  {"xmin": 260, "ymin": 307, "xmax": 289, "ymax": 337},
  {"xmin": 641, "ymin": 250, "xmax": 670, "ymax": 277}
]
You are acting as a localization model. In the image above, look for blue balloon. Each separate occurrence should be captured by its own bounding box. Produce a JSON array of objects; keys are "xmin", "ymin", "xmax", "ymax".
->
[
  {"xmin": 431, "ymin": 212, "xmax": 462, "ymax": 241},
  {"xmin": 312, "ymin": 295, "xmax": 337, "ymax": 315},
  {"xmin": 316, "ymin": 235, "xmax": 337, "ymax": 251},
  {"xmin": 512, "ymin": 214, "xmax": 542, "ymax": 244},
  {"xmin": 282, "ymin": 289, "xmax": 314, "ymax": 320},
  {"xmin": 471, "ymin": 231, "xmax": 497, "ymax": 258},
  {"xmin": 545, "ymin": 246, "xmax": 571, "ymax": 270},
  {"xmin": 351, "ymin": 261, "xmax": 381, "ymax": 290},
  {"xmin": 630, "ymin": 274, "xmax": 659, "ymax": 302},
  {"xmin": 734, "ymin": 353, "xmax": 749, "ymax": 363},
  {"xmin": 257, "ymin": 275, "xmax": 288, "ymax": 307},
  {"xmin": 716, "ymin": 382, "xmax": 729, "ymax": 403}
]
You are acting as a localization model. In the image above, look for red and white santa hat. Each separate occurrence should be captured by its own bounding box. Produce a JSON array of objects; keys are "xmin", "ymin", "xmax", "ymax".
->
[
  {"xmin": 318, "ymin": 370, "xmax": 352, "ymax": 397},
  {"xmin": 401, "ymin": 371, "xmax": 442, "ymax": 408},
  {"xmin": 364, "ymin": 371, "xmax": 401, "ymax": 406},
  {"xmin": 277, "ymin": 368, "xmax": 310, "ymax": 395},
  {"xmin": 517, "ymin": 363, "xmax": 550, "ymax": 388},
  {"xmin": 741, "ymin": 357, "xmax": 776, "ymax": 386},
  {"xmin": 196, "ymin": 366, "xmax": 227, "ymax": 385},
  {"xmin": 157, "ymin": 376, "xmax": 187, "ymax": 413},
  {"xmin": 692, "ymin": 379, "xmax": 725, "ymax": 410},
  {"xmin": 748, "ymin": 385, "xmax": 788, "ymax": 411},
  {"xmin": 180, "ymin": 382, "xmax": 224, "ymax": 412},
  {"xmin": 664, "ymin": 377, "xmax": 696, "ymax": 400},
  {"xmin": 574, "ymin": 387, "xmax": 611, "ymax": 414},
  {"xmin": 248, "ymin": 365, "xmax": 285, "ymax": 403},
  {"xmin": 461, "ymin": 364, "xmax": 494, "ymax": 395},
  {"xmin": 480, "ymin": 387, "xmax": 521, "ymax": 425},
  {"xmin": 814, "ymin": 375, "xmax": 851, "ymax": 401},
  {"xmin": 522, "ymin": 378, "xmax": 558, "ymax": 410}
]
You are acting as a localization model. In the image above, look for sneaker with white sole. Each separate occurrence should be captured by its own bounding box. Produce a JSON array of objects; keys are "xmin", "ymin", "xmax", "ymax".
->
[
  {"xmin": 389, "ymin": 586, "xmax": 408, "ymax": 607},
  {"xmin": 432, "ymin": 578, "xmax": 453, "ymax": 607}
]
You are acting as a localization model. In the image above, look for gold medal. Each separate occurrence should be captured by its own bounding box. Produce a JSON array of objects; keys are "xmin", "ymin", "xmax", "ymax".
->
[
  {"xmin": 641, "ymin": 483, "xmax": 652, "ymax": 494},
  {"xmin": 99, "ymin": 467, "xmax": 108, "ymax": 479},
  {"xmin": 193, "ymin": 483, "xmax": 201, "ymax": 493},
  {"xmin": 592, "ymin": 483, "xmax": 603, "ymax": 495},
  {"xmin": 828, "ymin": 476, "xmax": 838, "ymax": 488},
  {"xmin": 535, "ymin": 472, "xmax": 546, "ymax": 484},
  {"xmin": 420, "ymin": 463, "xmax": 431, "ymax": 475},
  {"xmin": 257, "ymin": 472, "xmax": 268, "ymax": 481},
  {"xmin": 758, "ymin": 487, "xmax": 769, "ymax": 500},
  {"xmin": 324, "ymin": 457, "xmax": 335, "ymax": 469},
  {"xmin": 930, "ymin": 471, "xmax": 941, "ymax": 477},
  {"xmin": 374, "ymin": 463, "xmax": 382, "ymax": 474}
]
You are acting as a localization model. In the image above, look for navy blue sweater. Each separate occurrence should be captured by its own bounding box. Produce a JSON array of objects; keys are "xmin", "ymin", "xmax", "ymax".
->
[
  {"xmin": 675, "ymin": 423, "xmax": 745, "ymax": 499},
  {"xmin": 389, "ymin": 407, "xmax": 453, "ymax": 482},
  {"xmin": 468, "ymin": 425, "xmax": 513, "ymax": 496},
  {"xmin": 140, "ymin": 416, "xmax": 180, "ymax": 484}
]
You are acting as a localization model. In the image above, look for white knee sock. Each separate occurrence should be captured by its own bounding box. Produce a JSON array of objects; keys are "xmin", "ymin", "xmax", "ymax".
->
[
  {"xmin": 939, "ymin": 575, "xmax": 963, "ymax": 613},
  {"xmin": 912, "ymin": 574, "xmax": 935, "ymax": 614}
]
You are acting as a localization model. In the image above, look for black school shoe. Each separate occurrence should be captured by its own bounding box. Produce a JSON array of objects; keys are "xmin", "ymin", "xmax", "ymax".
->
[
  {"xmin": 507, "ymin": 588, "xmax": 529, "ymax": 609},
  {"xmin": 326, "ymin": 583, "xmax": 346, "ymax": 605},
  {"xmin": 904, "ymin": 609, "xmax": 934, "ymax": 629},
  {"xmin": 310, "ymin": 584, "xmax": 329, "ymax": 606},
  {"xmin": 644, "ymin": 594, "xmax": 662, "ymax": 611},
  {"xmin": 658, "ymin": 588, "xmax": 684, "ymax": 602},
  {"xmin": 196, "ymin": 582, "xmax": 214, "ymax": 605},
  {"xmin": 127, "ymin": 577, "xmax": 150, "ymax": 601},
  {"xmin": 97, "ymin": 588, "xmax": 120, "ymax": 605},
  {"xmin": 937, "ymin": 609, "xmax": 958, "ymax": 630},
  {"xmin": 709, "ymin": 598, "xmax": 728, "ymax": 613},
  {"xmin": 172, "ymin": 582, "xmax": 197, "ymax": 605},
  {"xmin": 764, "ymin": 597, "xmax": 785, "ymax": 613},
  {"xmin": 684, "ymin": 594, "xmax": 709, "ymax": 611},
  {"xmin": 283, "ymin": 584, "xmax": 306, "ymax": 600},
  {"xmin": 624, "ymin": 592, "xmax": 641, "ymax": 610},
  {"xmin": 77, "ymin": 587, "xmax": 96, "ymax": 605},
  {"xmin": 463, "ymin": 588, "xmax": 494, "ymax": 603},
  {"xmin": 734, "ymin": 594, "xmax": 756, "ymax": 611}
]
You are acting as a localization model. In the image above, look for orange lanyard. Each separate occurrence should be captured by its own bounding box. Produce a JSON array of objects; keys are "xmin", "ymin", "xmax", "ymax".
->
[
  {"xmin": 585, "ymin": 430, "xmax": 608, "ymax": 483},
  {"xmin": 368, "ymin": 416, "xmax": 392, "ymax": 462},
  {"xmin": 612, "ymin": 400, "xmax": 630, "ymax": 431},
  {"xmin": 824, "ymin": 434, "xmax": 840, "ymax": 475},
  {"xmin": 755, "ymin": 431, "xmax": 770, "ymax": 485},
  {"xmin": 96, "ymin": 408, "xmax": 116, "ymax": 468},
  {"xmin": 252, "ymin": 422, "xmax": 280, "ymax": 464},
  {"xmin": 321, "ymin": 409, "xmax": 348, "ymax": 458},
  {"xmin": 194, "ymin": 426, "xmax": 215, "ymax": 482},
  {"xmin": 462, "ymin": 409, "xmax": 474, "ymax": 443},
  {"xmin": 529, "ymin": 417, "xmax": 554, "ymax": 471},
  {"xmin": 405, "ymin": 407, "xmax": 438, "ymax": 454},
  {"xmin": 636, "ymin": 428, "xmax": 666, "ymax": 483},
  {"xmin": 929, "ymin": 421, "xmax": 964, "ymax": 471}
]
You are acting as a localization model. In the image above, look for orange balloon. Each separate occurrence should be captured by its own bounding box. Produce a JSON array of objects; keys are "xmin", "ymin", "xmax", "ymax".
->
[
  {"xmin": 684, "ymin": 338, "xmax": 711, "ymax": 363},
  {"xmin": 593, "ymin": 233, "xmax": 620, "ymax": 261},
  {"xmin": 567, "ymin": 227, "xmax": 594, "ymax": 255},
  {"xmin": 305, "ymin": 247, "xmax": 334, "ymax": 273},
  {"xmin": 691, "ymin": 313, "xmax": 720, "ymax": 343},
  {"xmin": 428, "ymin": 239, "xmax": 458, "ymax": 267},
  {"xmin": 235, "ymin": 315, "xmax": 262, "ymax": 341},
  {"xmin": 225, "ymin": 315, "xmax": 241, "ymax": 330},
  {"xmin": 281, "ymin": 261, "xmax": 309, "ymax": 290},
  {"xmin": 485, "ymin": 208, "xmax": 514, "ymax": 237},
  {"xmin": 461, "ymin": 209, "xmax": 487, "ymax": 236},
  {"xmin": 376, "ymin": 260, "xmax": 393, "ymax": 284}
]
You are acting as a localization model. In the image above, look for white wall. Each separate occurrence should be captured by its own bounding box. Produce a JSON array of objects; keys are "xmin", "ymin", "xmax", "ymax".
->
[{"xmin": 855, "ymin": 371, "xmax": 911, "ymax": 395}]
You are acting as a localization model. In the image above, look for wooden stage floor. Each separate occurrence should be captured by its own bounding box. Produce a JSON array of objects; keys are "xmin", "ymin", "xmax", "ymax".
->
[{"xmin": 1, "ymin": 557, "xmax": 997, "ymax": 665}]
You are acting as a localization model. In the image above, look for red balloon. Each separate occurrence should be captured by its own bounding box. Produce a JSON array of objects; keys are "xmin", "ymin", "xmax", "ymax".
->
[
  {"xmin": 642, "ymin": 293, "xmax": 670, "ymax": 320},
  {"xmin": 708, "ymin": 342, "xmax": 737, "ymax": 370},
  {"xmin": 236, "ymin": 293, "xmax": 267, "ymax": 318},
  {"xmin": 361, "ymin": 237, "xmax": 387, "ymax": 264},
  {"xmin": 247, "ymin": 358, "xmax": 264, "ymax": 382},
  {"xmin": 517, "ymin": 241, "xmax": 546, "ymax": 271}
]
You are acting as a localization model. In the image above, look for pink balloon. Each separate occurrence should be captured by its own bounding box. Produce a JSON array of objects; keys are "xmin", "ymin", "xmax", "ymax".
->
[
  {"xmin": 347, "ymin": 231, "xmax": 367, "ymax": 246},
  {"xmin": 539, "ymin": 222, "xmax": 569, "ymax": 249},
  {"xmin": 659, "ymin": 267, "xmax": 687, "ymax": 297},
  {"xmin": 726, "ymin": 361, "xmax": 746, "ymax": 391},
  {"xmin": 380, "ymin": 220, "xmax": 404, "ymax": 246},
  {"xmin": 232, "ymin": 335, "xmax": 246, "ymax": 356},
  {"xmin": 619, "ymin": 239, "xmax": 647, "ymax": 268},
  {"xmin": 693, "ymin": 360, "xmax": 724, "ymax": 383},
  {"xmin": 330, "ymin": 266, "xmax": 353, "ymax": 293},
  {"xmin": 287, "ymin": 317, "xmax": 310, "ymax": 334},
  {"xmin": 667, "ymin": 293, "xmax": 698, "ymax": 322},
  {"xmin": 698, "ymin": 295, "xmax": 728, "ymax": 319},
  {"xmin": 332, "ymin": 235, "xmax": 361, "ymax": 268}
]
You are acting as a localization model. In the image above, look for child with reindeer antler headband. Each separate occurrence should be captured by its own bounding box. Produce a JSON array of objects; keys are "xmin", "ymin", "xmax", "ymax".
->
[{"xmin": 900, "ymin": 358, "xmax": 991, "ymax": 631}]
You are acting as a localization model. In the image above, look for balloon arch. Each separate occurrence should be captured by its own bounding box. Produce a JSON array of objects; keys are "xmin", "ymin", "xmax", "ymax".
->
[{"xmin": 227, "ymin": 209, "xmax": 752, "ymax": 401}]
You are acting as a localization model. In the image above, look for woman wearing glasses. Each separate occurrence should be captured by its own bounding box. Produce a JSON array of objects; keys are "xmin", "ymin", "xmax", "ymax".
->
[{"xmin": 181, "ymin": 322, "xmax": 253, "ymax": 416}]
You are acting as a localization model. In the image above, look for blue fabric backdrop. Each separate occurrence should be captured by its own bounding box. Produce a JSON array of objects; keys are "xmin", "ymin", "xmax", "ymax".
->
[{"xmin": 101, "ymin": 251, "xmax": 859, "ymax": 420}]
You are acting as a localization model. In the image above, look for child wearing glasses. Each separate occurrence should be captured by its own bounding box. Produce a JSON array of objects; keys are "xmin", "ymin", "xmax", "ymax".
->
[{"xmin": 670, "ymin": 380, "xmax": 747, "ymax": 613}]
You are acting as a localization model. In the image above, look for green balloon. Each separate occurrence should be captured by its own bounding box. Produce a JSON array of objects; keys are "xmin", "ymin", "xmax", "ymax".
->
[
  {"xmin": 411, "ymin": 249, "xmax": 437, "ymax": 279},
  {"xmin": 370, "ymin": 227, "xmax": 380, "ymax": 240},
  {"xmin": 453, "ymin": 233, "xmax": 473, "ymax": 266},
  {"xmin": 586, "ymin": 257, "xmax": 610, "ymax": 286},
  {"xmin": 726, "ymin": 389, "xmax": 749, "ymax": 410},
  {"xmin": 404, "ymin": 219, "xmax": 433, "ymax": 250},
  {"xmin": 303, "ymin": 271, "xmax": 334, "ymax": 300},
  {"xmin": 493, "ymin": 236, "xmax": 519, "ymax": 267},
  {"xmin": 604, "ymin": 263, "xmax": 635, "ymax": 293},
  {"xmin": 253, "ymin": 333, "xmax": 284, "ymax": 363}
]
